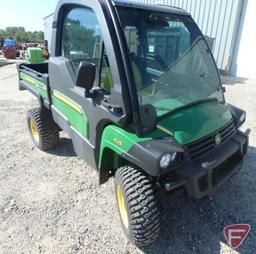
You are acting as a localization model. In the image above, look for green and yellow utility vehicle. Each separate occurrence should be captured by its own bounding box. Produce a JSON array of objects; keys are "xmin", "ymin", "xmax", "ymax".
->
[{"xmin": 18, "ymin": 0, "xmax": 248, "ymax": 246}]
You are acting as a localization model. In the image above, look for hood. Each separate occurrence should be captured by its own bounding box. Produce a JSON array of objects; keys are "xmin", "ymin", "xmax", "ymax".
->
[{"xmin": 157, "ymin": 101, "xmax": 233, "ymax": 145}]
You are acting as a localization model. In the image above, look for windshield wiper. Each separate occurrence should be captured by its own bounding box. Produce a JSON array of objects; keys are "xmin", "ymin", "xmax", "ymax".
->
[{"xmin": 158, "ymin": 98, "xmax": 218, "ymax": 120}]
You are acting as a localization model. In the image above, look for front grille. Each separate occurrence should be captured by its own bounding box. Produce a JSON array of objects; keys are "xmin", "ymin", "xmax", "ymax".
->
[
  {"xmin": 197, "ymin": 150, "xmax": 242, "ymax": 192},
  {"xmin": 212, "ymin": 150, "xmax": 242, "ymax": 187},
  {"xmin": 186, "ymin": 120, "xmax": 236, "ymax": 160}
]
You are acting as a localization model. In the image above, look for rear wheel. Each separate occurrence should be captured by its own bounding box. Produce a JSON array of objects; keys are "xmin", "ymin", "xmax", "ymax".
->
[
  {"xmin": 114, "ymin": 166, "xmax": 160, "ymax": 247},
  {"xmin": 27, "ymin": 107, "xmax": 59, "ymax": 151}
]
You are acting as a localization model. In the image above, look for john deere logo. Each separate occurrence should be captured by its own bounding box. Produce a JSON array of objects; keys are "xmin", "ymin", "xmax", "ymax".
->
[
  {"xmin": 113, "ymin": 138, "xmax": 123, "ymax": 146},
  {"xmin": 215, "ymin": 134, "xmax": 222, "ymax": 145}
]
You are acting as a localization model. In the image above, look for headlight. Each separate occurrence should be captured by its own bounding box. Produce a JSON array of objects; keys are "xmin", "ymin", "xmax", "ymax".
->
[
  {"xmin": 160, "ymin": 152, "xmax": 177, "ymax": 169},
  {"xmin": 239, "ymin": 112, "xmax": 246, "ymax": 126}
]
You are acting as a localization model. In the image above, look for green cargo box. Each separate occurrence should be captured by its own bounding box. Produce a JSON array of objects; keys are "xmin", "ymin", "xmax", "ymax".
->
[{"xmin": 26, "ymin": 48, "xmax": 45, "ymax": 64}]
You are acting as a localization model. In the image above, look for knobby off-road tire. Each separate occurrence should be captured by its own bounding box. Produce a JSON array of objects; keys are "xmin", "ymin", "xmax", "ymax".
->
[
  {"xmin": 114, "ymin": 166, "xmax": 160, "ymax": 247},
  {"xmin": 27, "ymin": 107, "xmax": 59, "ymax": 151}
]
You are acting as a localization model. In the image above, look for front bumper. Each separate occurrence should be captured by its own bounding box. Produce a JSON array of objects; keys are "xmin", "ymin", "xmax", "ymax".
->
[{"xmin": 163, "ymin": 131, "xmax": 248, "ymax": 199}]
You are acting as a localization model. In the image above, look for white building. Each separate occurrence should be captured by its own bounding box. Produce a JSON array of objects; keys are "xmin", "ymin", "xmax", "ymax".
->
[
  {"xmin": 136, "ymin": 0, "xmax": 256, "ymax": 79},
  {"xmin": 43, "ymin": 13, "xmax": 54, "ymax": 53}
]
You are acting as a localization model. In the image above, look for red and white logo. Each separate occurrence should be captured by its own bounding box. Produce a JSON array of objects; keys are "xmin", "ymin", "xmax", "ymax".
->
[{"xmin": 223, "ymin": 224, "xmax": 251, "ymax": 249}]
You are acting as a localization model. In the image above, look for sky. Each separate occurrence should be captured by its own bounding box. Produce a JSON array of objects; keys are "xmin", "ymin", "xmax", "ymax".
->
[{"xmin": 0, "ymin": 0, "xmax": 59, "ymax": 32}]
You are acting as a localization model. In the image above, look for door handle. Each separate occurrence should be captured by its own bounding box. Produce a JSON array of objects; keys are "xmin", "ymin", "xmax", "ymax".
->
[{"xmin": 102, "ymin": 100, "xmax": 123, "ymax": 114}]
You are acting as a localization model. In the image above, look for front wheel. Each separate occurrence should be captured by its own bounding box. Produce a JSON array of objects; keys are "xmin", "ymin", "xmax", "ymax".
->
[{"xmin": 114, "ymin": 166, "xmax": 160, "ymax": 247}]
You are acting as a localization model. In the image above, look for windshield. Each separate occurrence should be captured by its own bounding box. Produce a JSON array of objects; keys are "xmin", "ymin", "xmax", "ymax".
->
[{"xmin": 117, "ymin": 7, "xmax": 224, "ymax": 117}]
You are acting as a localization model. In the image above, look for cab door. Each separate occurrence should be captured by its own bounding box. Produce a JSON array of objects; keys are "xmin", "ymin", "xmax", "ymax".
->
[{"xmin": 49, "ymin": 4, "xmax": 127, "ymax": 168}]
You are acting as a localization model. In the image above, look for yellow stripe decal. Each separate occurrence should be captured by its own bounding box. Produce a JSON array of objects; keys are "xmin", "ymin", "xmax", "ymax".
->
[
  {"xmin": 21, "ymin": 72, "xmax": 46, "ymax": 91},
  {"xmin": 156, "ymin": 125, "xmax": 173, "ymax": 136},
  {"xmin": 53, "ymin": 90, "xmax": 83, "ymax": 114},
  {"xmin": 24, "ymin": 76, "xmax": 37, "ymax": 85}
]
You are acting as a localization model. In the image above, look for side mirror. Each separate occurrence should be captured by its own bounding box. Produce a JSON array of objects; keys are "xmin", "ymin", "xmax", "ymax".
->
[{"xmin": 75, "ymin": 62, "xmax": 96, "ymax": 91}]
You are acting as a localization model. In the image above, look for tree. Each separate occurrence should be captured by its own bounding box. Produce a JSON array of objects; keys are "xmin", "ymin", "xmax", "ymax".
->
[
  {"xmin": 62, "ymin": 18, "xmax": 97, "ymax": 58},
  {"xmin": 0, "ymin": 27, "xmax": 44, "ymax": 43}
]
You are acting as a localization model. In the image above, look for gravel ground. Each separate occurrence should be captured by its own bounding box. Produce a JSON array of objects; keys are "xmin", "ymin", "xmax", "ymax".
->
[{"xmin": 0, "ymin": 64, "xmax": 255, "ymax": 254}]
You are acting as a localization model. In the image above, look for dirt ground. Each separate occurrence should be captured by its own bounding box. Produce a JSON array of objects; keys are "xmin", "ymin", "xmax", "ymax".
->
[{"xmin": 0, "ymin": 63, "xmax": 255, "ymax": 254}]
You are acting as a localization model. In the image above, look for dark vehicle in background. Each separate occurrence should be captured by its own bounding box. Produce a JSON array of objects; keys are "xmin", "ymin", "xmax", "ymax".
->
[{"xmin": 0, "ymin": 36, "xmax": 4, "ymax": 49}]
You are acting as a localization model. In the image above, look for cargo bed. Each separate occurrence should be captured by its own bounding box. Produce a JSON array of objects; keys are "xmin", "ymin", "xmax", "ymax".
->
[{"xmin": 18, "ymin": 62, "xmax": 51, "ymax": 109}]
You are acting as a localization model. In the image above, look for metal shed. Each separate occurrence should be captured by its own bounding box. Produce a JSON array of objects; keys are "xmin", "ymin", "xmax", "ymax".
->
[
  {"xmin": 133, "ymin": 0, "xmax": 245, "ymax": 75},
  {"xmin": 43, "ymin": 13, "xmax": 54, "ymax": 53}
]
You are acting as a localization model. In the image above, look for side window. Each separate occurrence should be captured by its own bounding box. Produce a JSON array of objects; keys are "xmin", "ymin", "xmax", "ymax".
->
[
  {"xmin": 61, "ymin": 7, "xmax": 102, "ymax": 74},
  {"xmin": 100, "ymin": 48, "xmax": 114, "ymax": 93}
]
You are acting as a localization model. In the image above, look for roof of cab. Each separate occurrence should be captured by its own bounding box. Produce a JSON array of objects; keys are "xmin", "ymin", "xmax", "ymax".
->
[{"xmin": 111, "ymin": 0, "xmax": 190, "ymax": 16}]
